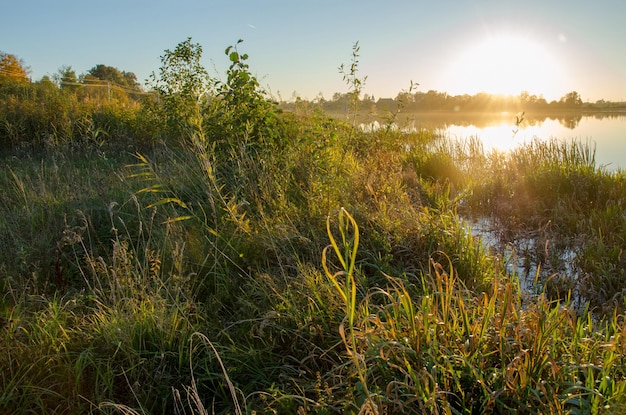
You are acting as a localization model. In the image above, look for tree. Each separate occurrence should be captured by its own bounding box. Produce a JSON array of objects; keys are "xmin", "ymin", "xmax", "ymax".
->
[
  {"xmin": 560, "ymin": 91, "xmax": 582, "ymax": 107},
  {"xmin": 214, "ymin": 39, "xmax": 279, "ymax": 146},
  {"xmin": 0, "ymin": 52, "xmax": 29, "ymax": 83},
  {"xmin": 149, "ymin": 37, "xmax": 209, "ymax": 99},
  {"xmin": 57, "ymin": 65, "xmax": 80, "ymax": 91},
  {"xmin": 87, "ymin": 64, "xmax": 139, "ymax": 89},
  {"xmin": 148, "ymin": 37, "xmax": 211, "ymax": 137}
]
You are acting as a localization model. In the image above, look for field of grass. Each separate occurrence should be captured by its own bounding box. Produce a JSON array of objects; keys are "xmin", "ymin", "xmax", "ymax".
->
[{"xmin": 1, "ymin": 40, "xmax": 626, "ymax": 414}]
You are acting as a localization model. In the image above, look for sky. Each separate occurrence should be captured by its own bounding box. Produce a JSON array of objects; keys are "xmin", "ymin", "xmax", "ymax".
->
[{"xmin": 2, "ymin": 0, "xmax": 626, "ymax": 103}]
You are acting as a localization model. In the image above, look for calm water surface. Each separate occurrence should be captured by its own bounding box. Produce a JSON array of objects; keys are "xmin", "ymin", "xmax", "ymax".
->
[
  {"xmin": 436, "ymin": 114, "xmax": 626, "ymax": 170},
  {"xmin": 437, "ymin": 114, "xmax": 625, "ymax": 303},
  {"xmin": 358, "ymin": 113, "xmax": 625, "ymax": 302}
]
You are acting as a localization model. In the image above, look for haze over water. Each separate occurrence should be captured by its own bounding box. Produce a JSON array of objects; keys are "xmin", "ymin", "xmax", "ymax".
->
[{"xmin": 401, "ymin": 113, "xmax": 626, "ymax": 171}]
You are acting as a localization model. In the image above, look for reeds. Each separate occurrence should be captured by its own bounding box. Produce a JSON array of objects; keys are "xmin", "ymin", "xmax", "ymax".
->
[
  {"xmin": 1, "ymin": 48, "xmax": 626, "ymax": 413},
  {"xmin": 317, "ymin": 217, "xmax": 626, "ymax": 413},
  {"xmin": 454, "ymin": 136, "xmax": 626, "ymax": 313}
]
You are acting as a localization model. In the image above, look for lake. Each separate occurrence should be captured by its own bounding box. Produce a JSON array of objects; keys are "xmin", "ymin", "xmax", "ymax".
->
[{"xmin": 363, "ymin": 112, "xmax": 626, "ymax": 170}]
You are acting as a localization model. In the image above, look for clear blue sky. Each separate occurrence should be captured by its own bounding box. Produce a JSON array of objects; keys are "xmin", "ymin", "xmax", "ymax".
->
[{"xmin": 2, "ymin": 0, "xmax": 625, "ymax": 102}]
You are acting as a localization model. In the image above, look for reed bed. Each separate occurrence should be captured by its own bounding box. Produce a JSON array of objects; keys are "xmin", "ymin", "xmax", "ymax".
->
[{"xmin": 1, "ymin": 40, "xmax": 625, "ymax": 414}]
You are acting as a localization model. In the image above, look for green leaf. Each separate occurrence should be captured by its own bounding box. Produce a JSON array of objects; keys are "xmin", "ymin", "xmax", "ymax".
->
[
  {"xmin": 136, "ymin": 184, "xmax": 163, "ymax": 193},
  {"xmin": 146, "ymin": 197, "xmax": 188, "ymax": 209},
  {"xmin": 163, "ymin": 215, "xmax": 193, "ymax": 224},
  {"xmin": 229, "ymin": 51, "xmax": 239, "ymax": 62}
]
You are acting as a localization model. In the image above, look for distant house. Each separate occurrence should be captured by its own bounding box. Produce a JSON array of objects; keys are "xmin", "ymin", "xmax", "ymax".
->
[{"xmin": 376, "ymin": 98, "xmax": 399, "ymax": 113}]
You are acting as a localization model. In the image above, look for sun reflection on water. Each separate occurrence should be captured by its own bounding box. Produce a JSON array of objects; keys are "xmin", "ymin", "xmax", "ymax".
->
[
  {"xmin": 360, "ymin": 114, "xmax": 625, "ymax": 170},
  {"xmin": 440, "ymin": 116, "xmax": 626, "ymax": 170}
]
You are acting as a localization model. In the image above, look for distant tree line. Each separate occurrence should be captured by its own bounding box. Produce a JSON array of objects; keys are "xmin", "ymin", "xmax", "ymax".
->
[
  {"xmin": 0, "ymin": 40, "xmax": 283, "ymax": 153},
  {"xmin": 295, "ymin": 89, "xmax": 625, "ymax": 114},
  {"xmin": 0, "ymin": 51, "xmax": 159, "ymax": 152},
  {"xmin": 2, "ymin": 47, "xmax": 624, "ymax": 153},
  {"xmin": 1, "ymin": 51, "xmax": 146, "ymax": 100}
]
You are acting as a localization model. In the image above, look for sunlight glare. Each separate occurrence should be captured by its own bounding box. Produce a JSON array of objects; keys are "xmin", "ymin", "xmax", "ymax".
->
[{"xmin": 444, "ymin": 34, "xmax": 566, "ymax": 100}]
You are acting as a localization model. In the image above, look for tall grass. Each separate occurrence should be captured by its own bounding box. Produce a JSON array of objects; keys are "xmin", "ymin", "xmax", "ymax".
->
[
  {"xmin": 455, "ymin": 137, "xmax": 626, "ymax": 313},
  {"xmin": 1, "ymin": 40, "xmax": 626, "ymax": 414},
  {"xmin": 2, "ymin": 109, "xmax": 626, "ymax": 413}
]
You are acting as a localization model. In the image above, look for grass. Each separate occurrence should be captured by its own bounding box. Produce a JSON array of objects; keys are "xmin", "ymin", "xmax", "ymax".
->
[
  {"xmin": 1, "ymin": 44, "xmax": 626, "ymax": 413},
  {"xmin": 456, "ymin": 138, "xmax": 626, "ymax": 313},
  {"xmin": 1, "ymin": 116, "xmax": 625, "ymax": 413}
]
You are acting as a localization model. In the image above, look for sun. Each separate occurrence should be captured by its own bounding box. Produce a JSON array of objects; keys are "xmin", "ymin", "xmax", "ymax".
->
[{"xmin": 444, "ymin": 33, "xmax": 566, "ymax": 100}]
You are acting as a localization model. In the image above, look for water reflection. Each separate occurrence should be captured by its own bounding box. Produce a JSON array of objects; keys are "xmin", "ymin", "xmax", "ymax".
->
[
  {"xmin": 405, "ymin": 111, "xmax": 585, "ymax": 130},
  {"xmin": 361, "ymin": 112, "xmax": 626, "ymax": 170},
  {"xmin": 467, "ymin": 217, "xmax": 582, "ymax": 307}
]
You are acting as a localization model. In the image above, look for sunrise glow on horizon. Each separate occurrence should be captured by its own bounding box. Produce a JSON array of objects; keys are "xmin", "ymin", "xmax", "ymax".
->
[
  {"xmin": 440, "ymin": 33, "xmax": 568, "ymax": 101},
  {"xmin": 2, "ymin": 2, "xmax": 625, "ymax": 103}
]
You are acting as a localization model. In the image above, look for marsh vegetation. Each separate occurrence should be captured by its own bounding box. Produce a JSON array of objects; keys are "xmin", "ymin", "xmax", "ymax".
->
[{"xmin": 1, "ymin": 40, "xmax": 625, "ymax": 414}]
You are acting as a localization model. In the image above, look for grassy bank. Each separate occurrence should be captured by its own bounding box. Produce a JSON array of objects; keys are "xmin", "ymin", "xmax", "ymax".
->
[{"xmin": 1, "ymin": 39, "xmax": 626, "ymax": 414}]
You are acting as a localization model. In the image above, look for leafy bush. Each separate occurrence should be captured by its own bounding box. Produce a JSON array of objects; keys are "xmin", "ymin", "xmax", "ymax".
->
[{"xmin": 2, "ymin": 39, "xmax": 626, "ymax": 415}]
